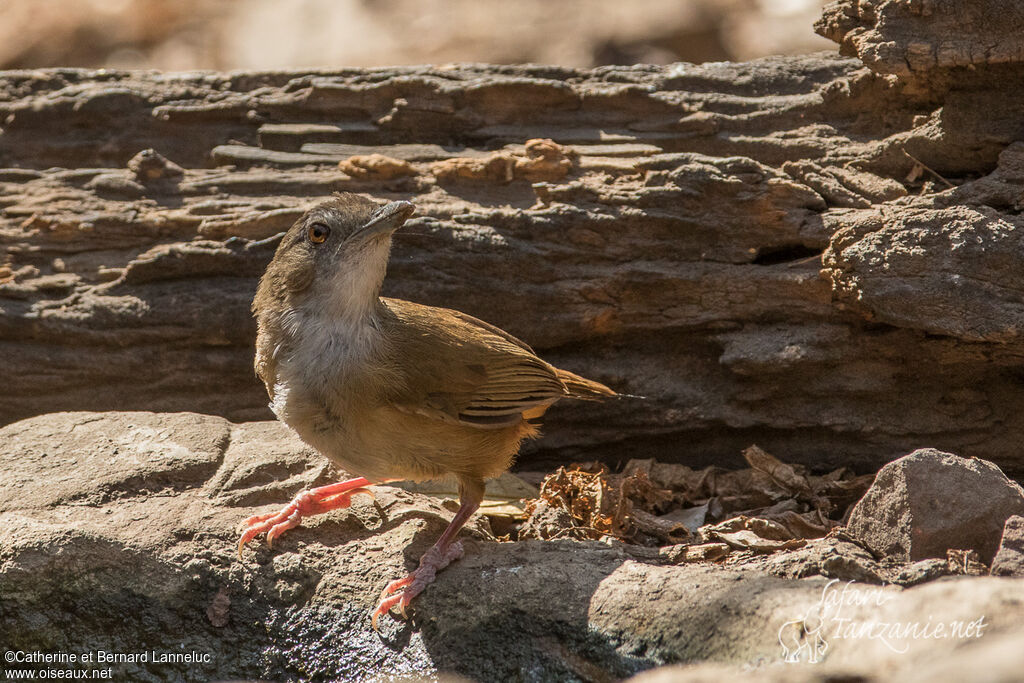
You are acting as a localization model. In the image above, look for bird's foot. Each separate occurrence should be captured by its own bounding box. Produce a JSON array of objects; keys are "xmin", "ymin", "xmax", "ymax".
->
[
  {"xmin": 237, "ymin": 477, "xmax": 373, "ymax": 558},
  {"xmin": 371, "ymin": 540, "xmax": 465, "ymax": 630}
]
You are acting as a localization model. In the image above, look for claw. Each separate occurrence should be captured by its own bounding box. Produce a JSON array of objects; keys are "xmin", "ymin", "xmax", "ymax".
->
[
  {"xmin": 371, "ymin": 542, "xmax": 465, "ymax": 631},
  {"xmin": 372, "ymin": 591, "xmax": 411, "ymax": 631},
  {"xmin": 371, "ymin": 575, "xmax": 414, "ymax": 630}
]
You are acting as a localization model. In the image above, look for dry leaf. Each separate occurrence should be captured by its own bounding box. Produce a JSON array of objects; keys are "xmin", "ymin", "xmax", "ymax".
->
[
  {"xmin": 520, "ymin": 445, "xmax": 872, "ymax": 551},
  {"xmin": 630, "ymin": 508, "xmax": 690, "ymax": 544},
  {"xmin": 761, "ymin": 510, "xmax": 831, "ymax": 539},
  {"xmin": 743, "ymin": 445, "xmax": 814, "ymax": 499},
  {"xmin": 662, "ymin": 503, "xmax": 709, "ymax": 534},
  {"xmin": 521, "ymin": 465, "xmax": 621, "ymax": 540},
  {"xmin": 392, "ymin": 472, "xmax": 539, "ymax": 519},
  {"xmin": 699, "ymin": 515, "xmax": 806, "ymax": 553},
  {"xmin": 947, "ymin": 548, "xmax": 988, "ymax": 576},
  {"xmin": 712, "ymin": 530, "xmax": 806, "ymax": 553}
]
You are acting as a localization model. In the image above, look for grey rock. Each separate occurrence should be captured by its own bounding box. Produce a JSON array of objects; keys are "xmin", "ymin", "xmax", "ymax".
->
[
  {"xmin": 847, "ymin": 449, "xmax": 1024, "ymax": 563},
  {"xmin": 823, "ymin": 204, "xmax": 1024, "ymax": 343},
  {"xmin": 4, "ymin": 411, "xmax": 1024, "ymax": 682},
  {"xmin": 991, "ymin": 515, "xmax": 1024, "ymax": 577}
]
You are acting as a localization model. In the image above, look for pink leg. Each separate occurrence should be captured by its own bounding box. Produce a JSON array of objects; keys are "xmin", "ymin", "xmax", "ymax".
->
[
  {"xmin": 237, "ymin": 477, "xmax": 374, "ymax": 558},
  {"xmin": 372, "ymin": 479, "xmax": 484, "ymax": 630}
]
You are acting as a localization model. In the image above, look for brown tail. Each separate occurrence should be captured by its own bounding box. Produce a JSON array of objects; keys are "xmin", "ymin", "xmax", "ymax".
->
[{"xmin": 556, "ymin": 368, "xmax": 617, "ymax": 400}]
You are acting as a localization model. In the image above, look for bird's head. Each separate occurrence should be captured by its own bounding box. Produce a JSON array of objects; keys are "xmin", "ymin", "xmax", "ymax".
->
[{"xmin": 253, "ymin": 192, "xmax": 415, "ymax": 322}]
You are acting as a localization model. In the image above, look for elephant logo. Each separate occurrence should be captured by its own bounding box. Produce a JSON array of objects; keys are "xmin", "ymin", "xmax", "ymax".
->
[{"xmin": 778, "ymin": 604, "xmax": 829, "ymax": 663}]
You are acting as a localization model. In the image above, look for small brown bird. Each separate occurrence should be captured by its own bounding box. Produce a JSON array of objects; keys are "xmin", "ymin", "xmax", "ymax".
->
[{"xmin": 239, "ymin": 192, "xmax": 615, "ymax": 627}]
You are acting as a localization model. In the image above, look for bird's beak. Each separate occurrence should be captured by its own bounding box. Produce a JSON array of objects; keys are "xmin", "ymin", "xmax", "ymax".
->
[{"xmin": 356, "ymin": 201, "xmax": 415, "ymax": 240}]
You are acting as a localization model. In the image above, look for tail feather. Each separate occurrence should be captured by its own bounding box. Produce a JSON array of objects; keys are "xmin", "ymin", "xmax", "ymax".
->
[{"xmin": 555, "ymin": 368, "xmax": 617, "ymax": 400}]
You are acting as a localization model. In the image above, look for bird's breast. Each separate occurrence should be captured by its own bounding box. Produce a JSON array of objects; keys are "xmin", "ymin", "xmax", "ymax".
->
[{"xmin": 268, "ymin": 309, "xmax": 382, "ymax": 423}]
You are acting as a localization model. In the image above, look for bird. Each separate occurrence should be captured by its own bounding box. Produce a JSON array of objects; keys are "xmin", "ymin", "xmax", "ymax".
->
[{"xmin": 239, "ymin": 192, "xmax": 615, "ymax": 628}]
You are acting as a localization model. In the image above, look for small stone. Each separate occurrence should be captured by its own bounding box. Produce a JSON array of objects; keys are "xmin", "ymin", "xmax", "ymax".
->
[
  {"xmin": 127, "ymin": 148, "xmax": 184, "ymax": 183},
  {"xmin": 992, "ymin": 515, "xmax": 1024, "ymax": 577},
  {"xmin": 517, "ymin": 498, "xmax": 575, "ymax": 540},
  {"xmin": 946, "ymin": 548, "xmax": 987, "ymax": 576},
  {"xmin": 206, "ymin": 586, "xmax": 231, "ymax": 627},
  {"xmin": 847, "ymin": 449, "xmax": 1024, "ymax": 563},
  {"xmin": 891, "ymin": 558, "xmax": 950, "ymax": 587},
  {"xmin": 337, "ymin": 154, "xmax": 415, "ymax": 180}
]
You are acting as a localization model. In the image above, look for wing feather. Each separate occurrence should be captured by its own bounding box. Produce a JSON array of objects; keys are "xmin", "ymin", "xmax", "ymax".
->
[{"xmin": 379, "ymin": 298, "xmax": 567, "ymax": 429}]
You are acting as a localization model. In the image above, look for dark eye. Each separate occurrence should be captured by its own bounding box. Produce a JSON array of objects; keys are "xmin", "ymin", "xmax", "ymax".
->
[{"xmin": 307, "ymin": 223, "xmax": 330, "ymax": 244}]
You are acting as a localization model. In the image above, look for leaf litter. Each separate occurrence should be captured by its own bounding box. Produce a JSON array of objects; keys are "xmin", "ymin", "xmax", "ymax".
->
[{"xmin": 517, "ymin": 445, "xmax": 875, "ymax": 562}]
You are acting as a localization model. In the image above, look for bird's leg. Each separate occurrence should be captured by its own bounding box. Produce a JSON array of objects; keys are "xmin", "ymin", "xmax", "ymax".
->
[
  {"xmin": 372, "ymin": 478, "xmax": 485, "ymax": 630},
  {"xmin": 238, "ymin": 476, "xmax": 376, "ymax": 558}
]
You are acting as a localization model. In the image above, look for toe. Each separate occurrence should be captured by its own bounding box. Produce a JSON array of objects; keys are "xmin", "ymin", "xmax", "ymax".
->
[
  {"xmin": 237, "ymin": 519, "xmax": 275, "ymax": 558},
  {"xmin": 265, "ymin": 518, "xmax": 295, "ymax": 547},
  {"xmin": 243, "ymin": 511, "xmax": 277, "ymax": 525},
  {"xmin": 379, "ymin": 574, "xmax": 414, "ymax": 600},
  {"xmin": 372, "ymin": 593, "xmax": 407, "ymax": 631}
]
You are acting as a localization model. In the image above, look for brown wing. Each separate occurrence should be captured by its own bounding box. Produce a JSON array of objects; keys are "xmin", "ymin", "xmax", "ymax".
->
[{"xmin": 379, "ymin": 298, "xmax": 570, "ymax": 429}]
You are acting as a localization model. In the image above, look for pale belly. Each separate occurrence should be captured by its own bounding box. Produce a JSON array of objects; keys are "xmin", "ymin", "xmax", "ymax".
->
[{"xmin": 270, "ymin": 373, "xmax": 532, "ymax": 484}]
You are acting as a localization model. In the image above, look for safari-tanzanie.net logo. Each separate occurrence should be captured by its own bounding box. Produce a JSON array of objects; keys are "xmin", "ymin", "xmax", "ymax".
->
[{"xmin": 778, "ymin": 579, "xmax": 988, "ymax": 663}]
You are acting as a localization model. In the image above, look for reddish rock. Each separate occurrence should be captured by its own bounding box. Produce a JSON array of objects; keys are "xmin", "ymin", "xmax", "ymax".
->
[{"xmin": 847, "ymin": 449, "xmax": 1024, "ymax": 563}]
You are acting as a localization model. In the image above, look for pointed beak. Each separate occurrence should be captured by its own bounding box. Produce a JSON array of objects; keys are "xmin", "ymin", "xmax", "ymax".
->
[{"xmin": 356, "ymin": 201, "xmax": 415, "ymax": 240}]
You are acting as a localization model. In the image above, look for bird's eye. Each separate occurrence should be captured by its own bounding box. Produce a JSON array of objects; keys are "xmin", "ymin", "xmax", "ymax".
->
[{"xmin": 307, "ymin": 223, "xmax": 330, "ymax": 244}]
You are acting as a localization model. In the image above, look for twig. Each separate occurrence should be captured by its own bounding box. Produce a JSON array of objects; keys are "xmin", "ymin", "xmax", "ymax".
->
[{"xmin": 902, "ymin": 148, "xmax": 954, "ymax": 189}]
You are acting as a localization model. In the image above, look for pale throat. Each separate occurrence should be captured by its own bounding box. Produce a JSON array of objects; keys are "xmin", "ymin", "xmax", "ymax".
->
[
  {"xmin": 279, "ymin": 241, "xmax": 391, "ymax": 379},
  {"xmin": 322, "ymin": 239, "xmax": 392, "ymax": 324}
]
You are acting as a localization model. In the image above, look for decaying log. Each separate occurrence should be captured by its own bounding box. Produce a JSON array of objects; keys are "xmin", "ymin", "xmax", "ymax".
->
[{"xmin": 2, "ymin": 22, "xmax": 1024, "ymax": 473}]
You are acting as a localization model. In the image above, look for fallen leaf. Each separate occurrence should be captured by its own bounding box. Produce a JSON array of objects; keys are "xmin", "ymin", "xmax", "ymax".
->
[
  {"xmin": 743, "ymin": 445, "xmax": 814, "ymax": 499},
  {"xmin": 711, "ymin": 530, "xmax": 806, "ymax": 553},
  {"xmin": 662, "ymin": 503, "xmax": 709, "ymax": 534},
  {"xmin": 391, "ymin": 472, "xmax": 539, "ymax": 519},
  {"xmin": 630, "ymin": 508, "xmax": 690, "ymax": 544}
]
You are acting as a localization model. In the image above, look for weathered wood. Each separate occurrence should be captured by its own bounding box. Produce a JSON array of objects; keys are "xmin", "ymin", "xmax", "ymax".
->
[{"xmin": 2, "ymin": 40, "xmax": 1024, "ymax": 473}]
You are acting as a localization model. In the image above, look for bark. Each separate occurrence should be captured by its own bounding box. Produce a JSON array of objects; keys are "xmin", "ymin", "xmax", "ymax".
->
[{"xmin": 2, "ymin": 18, "xmax": 1024, "ymax": 473}]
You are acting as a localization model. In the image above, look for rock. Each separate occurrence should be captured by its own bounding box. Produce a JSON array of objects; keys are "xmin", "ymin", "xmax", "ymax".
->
[
  {"xmin": 337, "ymin": 153, "xmax": 415, "ymax": 180},
  {"xmin": 823, "ymin": 204, "xmax": 1024, "ymax": 343},
  {"xmin": 816, "ymin": 0, "xmax": 1024, "ymax": 81},
  {"xmin": 517, "ymin": 497, "xmax": 578, "ymax": 540},
  {"xmin": 4, "ymin": 411, "xmax": 1024, "ymax": 682},
  {"xmin": 891, "ymin": 559, "xmax": 952, "ymax": 587},
  {"xmin": 761, "ymin": 534, "xmax": 887, "ymax": 584},
  {"xmin": 127, "ymin": 148, "xmax": 184, "ymax": 183},
  {"xmin": 847, "ymin": 449, "xmax": 1024, "ymax": 563},
  {"xmin": 4, "ymin": 53, "xmax": 1024, "ymax": 475},
  {"xmin": 991, "ymin": 515, "xmax": 1024, "ymax": 577}
]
